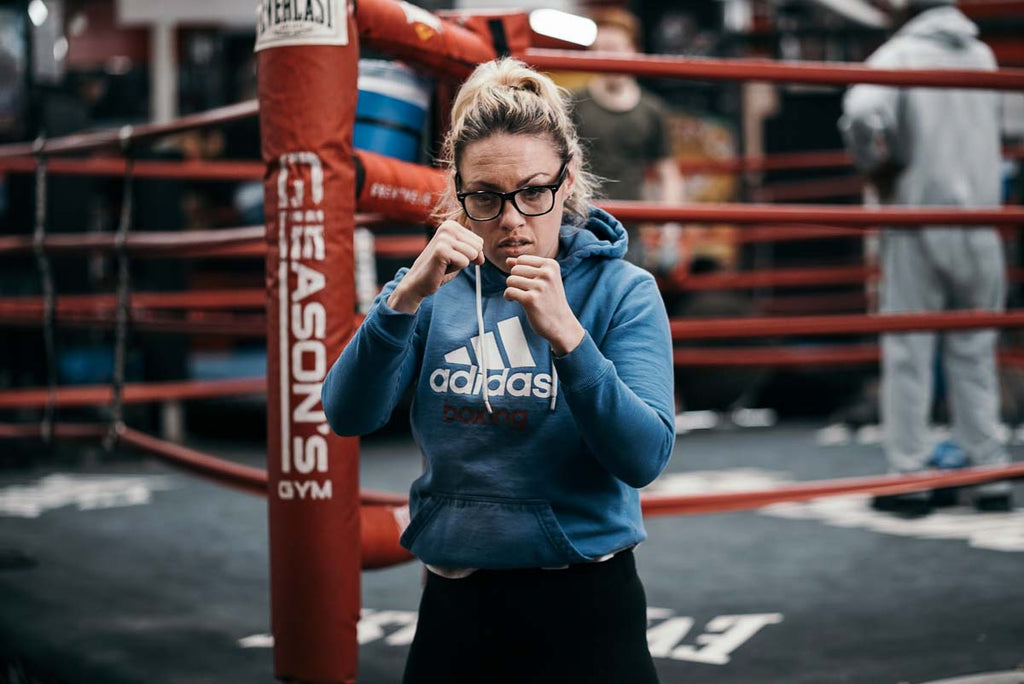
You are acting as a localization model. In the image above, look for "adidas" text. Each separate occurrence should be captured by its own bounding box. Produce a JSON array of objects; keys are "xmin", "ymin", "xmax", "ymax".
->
[{"xmin": 429, "ymin": 366, "xmax": 553, "ymax": 399}]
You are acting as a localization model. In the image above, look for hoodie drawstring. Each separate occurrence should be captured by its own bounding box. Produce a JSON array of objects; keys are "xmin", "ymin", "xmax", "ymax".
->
[
  {"xmin": 549, "ymin": 354, "xmax": 558, "ymax": 411},
  {"xmin": 474, "ymin": 264, "xmax": 492, "ymax": 414}
]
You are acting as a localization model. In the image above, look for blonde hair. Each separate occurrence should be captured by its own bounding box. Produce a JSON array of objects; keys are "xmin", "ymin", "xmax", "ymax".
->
[{"xmin": 434, "ymin": 57, "xmax": 597, "ymax": 225}]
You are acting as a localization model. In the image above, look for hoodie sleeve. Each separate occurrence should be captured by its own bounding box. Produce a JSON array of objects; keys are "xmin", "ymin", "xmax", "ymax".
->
[
  {"xmin": 839, "ymin": 42, "xmax": 907, "ymax": 174},
  {"xmin": 553, "ymin": 273, "xmax": 675, "ymax": 488},
  {"xmin": 321, "ymin": 269, "xmax": 424, "ymax": 436}
]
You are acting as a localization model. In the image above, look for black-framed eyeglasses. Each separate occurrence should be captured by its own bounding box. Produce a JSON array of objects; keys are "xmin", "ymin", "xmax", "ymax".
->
[{"xmin": 456, "ymin": 158, "xmax": 571, "ymax": 222}]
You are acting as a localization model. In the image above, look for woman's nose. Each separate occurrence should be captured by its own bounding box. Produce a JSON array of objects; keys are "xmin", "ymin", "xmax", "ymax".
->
[{"xmin": 498, "ymin": 197, "xmax": 524, "ymax": 230}]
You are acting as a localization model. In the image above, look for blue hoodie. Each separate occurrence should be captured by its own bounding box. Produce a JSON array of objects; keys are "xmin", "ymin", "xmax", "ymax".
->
[{"xmin": 322, "ymin": 207, "xmax": 675, "ymax": 569}]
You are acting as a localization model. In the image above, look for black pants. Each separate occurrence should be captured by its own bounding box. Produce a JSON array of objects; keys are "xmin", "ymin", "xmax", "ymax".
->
[{"xmin": 403, "ymin": 549, "xmax": 659, "ymax": 684}]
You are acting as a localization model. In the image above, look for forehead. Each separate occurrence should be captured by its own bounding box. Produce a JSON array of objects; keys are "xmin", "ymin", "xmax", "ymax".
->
[{"xmin": 459, "ymin": 134, "xmax": 561, "ymax": 184}]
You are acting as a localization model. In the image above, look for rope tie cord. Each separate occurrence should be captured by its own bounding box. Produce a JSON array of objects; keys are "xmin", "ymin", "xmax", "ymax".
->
[
  {"xmin": 31, "ymin": 136, "xmax": 57, "ymax": 444},
  {"xmin": 105, "ymin": 126, "xmax": 135, "ymax": 452}
]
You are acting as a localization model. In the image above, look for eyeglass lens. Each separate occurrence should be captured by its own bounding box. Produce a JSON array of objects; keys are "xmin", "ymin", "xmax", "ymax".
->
[{"xmin": 464, "ymin": 187, "xmax": 554, "ymax": 221}]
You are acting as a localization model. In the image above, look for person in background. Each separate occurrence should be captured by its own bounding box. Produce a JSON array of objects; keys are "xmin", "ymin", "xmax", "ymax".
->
[
  {"xmin": 322, "ymin": 57, "xmax": 673, "ymax": 684},
  {"xmin": 573, "ymin": 7, "xmax": 686, "ymax": 276},
  {"xmin": 839, "ymin": 0, "xmax": 1013, "ymax": 515}
]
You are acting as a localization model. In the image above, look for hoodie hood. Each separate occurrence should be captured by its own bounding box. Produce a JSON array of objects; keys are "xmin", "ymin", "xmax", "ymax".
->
[
  {"xmin": 898, "ymin": 6, "xmax": 978, "ymax": 47},
  {"xmin": 557, "ymin": 205, "xmax": 629, "ymax": 274}
]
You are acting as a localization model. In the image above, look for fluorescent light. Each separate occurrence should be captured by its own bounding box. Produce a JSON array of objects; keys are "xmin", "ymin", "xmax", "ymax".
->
[
  {"xmin": 529, "ymin": 9, "xmax": 597, "ymax": 47},
  {"xmin": 28, "ymin": 0, "xmax": 49, "ymax": 27},
  {"xmin": 53, "ymin": 36, "xmax": 68, "ymax": 61}
]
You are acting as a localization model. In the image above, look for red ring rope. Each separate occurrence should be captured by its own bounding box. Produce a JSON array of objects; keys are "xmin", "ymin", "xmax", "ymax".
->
[
  {"xmin": 640, "ymin": 462, "xmax": 1024, "ymax": 517},
  {"xmin": 0, "ymin": 378, "xmax": 265, "ymax": 409},
  {"xmin": 673, "ymin": 346, "xmax": 1024, "ymax": 368},
  {"xmin": 0, "ymin": 157, "xmax": 263, "ymax": 181},
  {"xmin": 0, "ymin": 101, "xmax": 258, "ymax": 159},
  {"xmin": 601, "ymin": 202, "xmax": 1024, "ymax": 226},
  {"xmin": 0, "ymin": 421, "xmax": 411, "ymax": 570},
  {"xmin": 0, "ymin": 226, "xmax": 264, "ymax": 257},
  {"xmin": 678, "ymin": 265, "xmax": 872, "ymax": 291},
  {"xmin": 523, "ymin": 48, "xmax": 1024, "ymax": 90},
  {"xmin": 733, "ymin": 225, "xmax": 870, "ymax": 243},
  {"xmin": 0, "ymin": 309, "xmax": 266, "ymax": 337},
  {"xmin": 672, "ymin": 310, "xmax": 1024, "ymax": 340},
  {"xmin": 0, "ymin": 227, "xmax": 422, "ymax": 260},
  {"xmin": 117, "ymin": 424, "xmax": 268, "ymax": 496},
  {"xmin": 674, "ymin": 345, "xmax": 878, "ymax": 367},
  {"xmin": 0, "ymin": 289, "xmax": 265, "ymax": 315},
  {"xmin": 1, "ymin": 143, "xmax": 1020, "ymax": 180}
]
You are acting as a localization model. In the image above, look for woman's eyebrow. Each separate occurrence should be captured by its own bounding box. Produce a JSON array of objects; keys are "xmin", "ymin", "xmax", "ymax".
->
[{"xmin": 465, "ymin": 171, "xmax": 547, "ymax": 191}]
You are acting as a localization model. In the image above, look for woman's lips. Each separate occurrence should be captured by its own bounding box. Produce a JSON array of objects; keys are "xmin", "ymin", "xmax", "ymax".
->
[{"xmin": 497, "ymin": 239, "xmax": 532, "ymax": 256}]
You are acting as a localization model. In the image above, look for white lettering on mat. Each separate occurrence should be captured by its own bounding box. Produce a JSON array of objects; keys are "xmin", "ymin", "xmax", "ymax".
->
[{"xmin": 239, "ymin": 608, "xmax": 783, "ymax": 665}]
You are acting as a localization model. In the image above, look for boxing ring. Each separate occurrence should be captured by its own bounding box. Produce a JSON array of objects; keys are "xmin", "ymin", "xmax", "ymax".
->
[{"xmin": 2, "ymin": 0, "xmax": 1024, "ymax": 681}]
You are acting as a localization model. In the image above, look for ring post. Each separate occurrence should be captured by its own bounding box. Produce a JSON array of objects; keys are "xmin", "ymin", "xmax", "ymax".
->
[{"xmin": 256, "ymin": 2, "xmax": 360, "ymax": 682}]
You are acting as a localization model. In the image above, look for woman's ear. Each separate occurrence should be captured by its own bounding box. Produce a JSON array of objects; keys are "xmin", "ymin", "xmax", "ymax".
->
[{"xmin": 564, "ymin": 163, "xmax": 576, "ymax": 199}]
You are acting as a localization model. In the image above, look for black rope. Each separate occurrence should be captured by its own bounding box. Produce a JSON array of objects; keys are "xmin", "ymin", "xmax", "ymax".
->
[
  {"xmin": 31, "ymin": 136, "xmax": 57, "ymax": 444},
  {"xmin": 353, "ymin": 153, "xmax": 366, "ymax": 198},
  {"xmin": 487, "ymin": 18, "xmax": 511, "ymax": 58},
  {"xmin": 105, "ymin": 126, "xmax": 135, "ymax": 452}
]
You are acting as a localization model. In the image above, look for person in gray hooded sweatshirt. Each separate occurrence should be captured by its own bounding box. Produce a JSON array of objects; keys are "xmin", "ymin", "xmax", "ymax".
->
[{"xmin": 839, "ymin": 0, "xmax": 1012, "ymax": 514}]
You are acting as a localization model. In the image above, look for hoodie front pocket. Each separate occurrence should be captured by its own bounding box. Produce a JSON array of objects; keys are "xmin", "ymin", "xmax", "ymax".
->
[{"xmin": 399, "ymin": 493, "xmax": 591, "ymax": 570}]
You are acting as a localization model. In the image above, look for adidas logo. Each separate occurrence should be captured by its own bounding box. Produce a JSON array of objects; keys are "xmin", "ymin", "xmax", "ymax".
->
[{"xmin": 428, "ymin": 316, "xmax": 554, "ymax": 400}]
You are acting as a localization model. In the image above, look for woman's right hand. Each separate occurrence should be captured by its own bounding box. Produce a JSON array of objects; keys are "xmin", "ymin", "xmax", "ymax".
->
[{"xmin": 387, "ymin": 220, "xmax": 484, "ymax": 313}]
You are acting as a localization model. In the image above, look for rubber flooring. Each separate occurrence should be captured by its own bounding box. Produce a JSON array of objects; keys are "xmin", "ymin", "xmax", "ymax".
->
[{"xmin": 1, "ymin": 422, "xmax": 1022, "ymax": 684}]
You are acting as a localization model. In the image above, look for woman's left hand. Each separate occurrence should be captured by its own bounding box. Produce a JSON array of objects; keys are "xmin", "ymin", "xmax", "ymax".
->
[{"xmin": 504, "ymin": 255, "xmax": 585, "ymax": 357}]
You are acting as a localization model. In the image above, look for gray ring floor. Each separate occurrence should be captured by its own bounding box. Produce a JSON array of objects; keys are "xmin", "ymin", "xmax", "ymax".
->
[{"xmin": 1, "ymin": 421, "xmax": 1022, "ymax": 684}]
